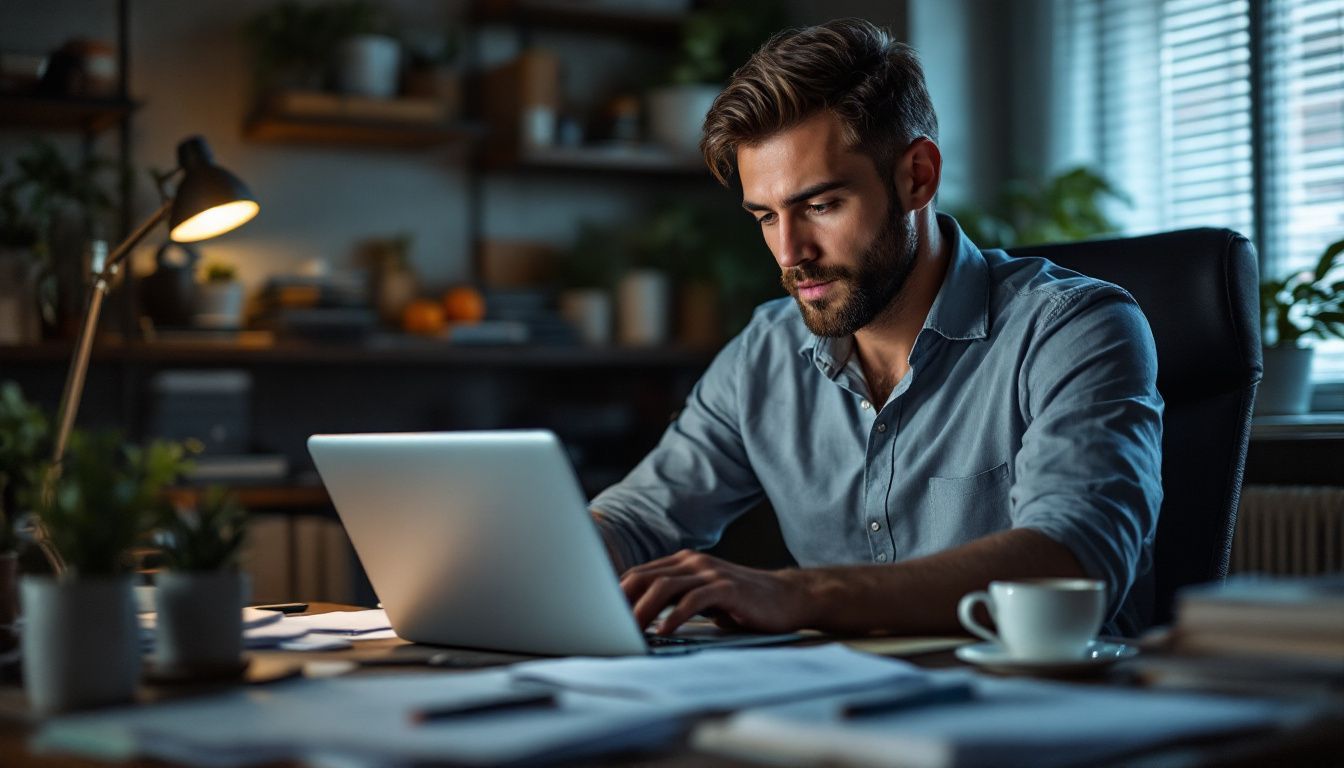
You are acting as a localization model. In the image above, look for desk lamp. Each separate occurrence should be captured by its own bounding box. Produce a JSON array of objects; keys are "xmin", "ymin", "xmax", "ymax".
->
[{"xmin": 42, "ymin": 136, "xmax": 258, "ymax": 570}]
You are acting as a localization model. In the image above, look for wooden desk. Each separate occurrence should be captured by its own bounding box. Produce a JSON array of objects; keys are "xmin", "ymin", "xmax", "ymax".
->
[{"xmin": 2, "ymin": 604, "xmax": 1340, "ymax": 767}]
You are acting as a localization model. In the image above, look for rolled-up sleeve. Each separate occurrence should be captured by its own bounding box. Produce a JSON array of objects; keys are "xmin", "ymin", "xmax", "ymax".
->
[
  {"xmin": 591, "ymin": 325, "xmax": 765, "ymax": 568},
  {"xmin": 1010, "ymin": 285, "xmax": 1164, "ymax": 620}
]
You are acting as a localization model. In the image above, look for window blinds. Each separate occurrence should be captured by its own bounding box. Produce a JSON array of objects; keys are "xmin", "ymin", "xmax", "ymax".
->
[{"xmin": 1057, "ymin": 0, "xmax": 1344, "ymax": 383}]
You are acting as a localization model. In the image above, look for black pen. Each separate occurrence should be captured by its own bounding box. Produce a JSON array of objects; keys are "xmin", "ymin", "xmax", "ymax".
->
[
  {"xmin": 841, "ymin": 680, "xmax": 975, "ymax": 718},
  {"xmin": 409, "ymin": 690, "xmax": 558, "ymax": 724},
  {"xmin": 252, "ymin": 602, "xmax": 310, "ymax": 614}
]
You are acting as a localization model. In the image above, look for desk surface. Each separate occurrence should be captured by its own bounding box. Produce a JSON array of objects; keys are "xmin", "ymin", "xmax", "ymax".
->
[{"xmin": 2, "ymin": 603, "xmax": 1340, "ymax": 768}]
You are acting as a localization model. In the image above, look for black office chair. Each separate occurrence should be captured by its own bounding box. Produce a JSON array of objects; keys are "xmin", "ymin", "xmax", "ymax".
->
[{"xmin": 1008, "ymin": 228, "xmax": 1263, "ymax": 627}]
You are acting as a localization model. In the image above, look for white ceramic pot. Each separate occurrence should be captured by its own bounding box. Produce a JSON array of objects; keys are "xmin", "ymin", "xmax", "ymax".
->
[
  {"xmin": 20, "ymin": 575, "xmax": 141, "ymax": 715},
  {"xmin": 154, "ymin": 570, "xmax": 245, "ymax": 673},
  {"xmin": 617, "ymin": 270, "xmax": 671, "ymax": 347},
  {"xmin": 336, "ymin": 34, "xmax": 401, "ymax": 99},
  {"xmin": 194, "ymin": 281, "xmax": 245, "ymax": 330},
  {"xmin": 1255, "ymin": 345, "xmax": 1315, "ymax": 415},
  {"xmin": 646, "ymin": 84, "xmax": 721, "ymax": 156},
  {"xmin": 559, "ymin": 289, "xmax": 613, "ymax": 346}
]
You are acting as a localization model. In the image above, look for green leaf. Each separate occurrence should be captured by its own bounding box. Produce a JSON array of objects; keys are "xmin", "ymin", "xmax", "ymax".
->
[{"xmin": 1313, "ymin": 238, "xmax": 1344, "ymax": 282}]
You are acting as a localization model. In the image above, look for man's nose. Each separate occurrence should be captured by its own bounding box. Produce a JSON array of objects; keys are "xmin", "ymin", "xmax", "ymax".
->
[{"xmin": 775, "ymin": 217, "xmax": 814, "ymax": 269}]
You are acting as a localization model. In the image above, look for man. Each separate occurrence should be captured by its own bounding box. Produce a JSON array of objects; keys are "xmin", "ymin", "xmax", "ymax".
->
[{"xmin": 591, "ymin": 19, "xmax": 1163, "ymax": 638}]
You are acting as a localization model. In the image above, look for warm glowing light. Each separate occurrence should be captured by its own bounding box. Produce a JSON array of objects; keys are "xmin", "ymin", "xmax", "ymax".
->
[{"xmin": 170, "ymin": 200, "xmax": 259, "ymax": 242}]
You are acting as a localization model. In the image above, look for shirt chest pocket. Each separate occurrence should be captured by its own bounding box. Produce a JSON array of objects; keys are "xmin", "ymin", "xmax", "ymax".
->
[{"xmin": 921, "ymin": 462, "xmax": 1012, "ymax": 551}]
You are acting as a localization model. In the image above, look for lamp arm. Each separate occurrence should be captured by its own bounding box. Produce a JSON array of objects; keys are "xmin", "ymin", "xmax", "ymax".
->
[{"xmin": 37, "ymin": 199, "xmax": 173, "ymax": 574}]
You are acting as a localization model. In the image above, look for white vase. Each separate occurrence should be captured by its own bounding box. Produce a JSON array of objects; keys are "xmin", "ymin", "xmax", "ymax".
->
[
  {"xmin": 194, "ymin": 281, "xmax": 245, "ymax": 330},
  {"xmin": 154, "ymin": 570, "xmax": 245, "ymax": 674},
  {"xmin": 20, "ymin": 575, "xmax": 141, "ymax": 715},
  {"xmin": 617, "ymin": 270, "xmax": 671, "ymax": 347},
  {"xmin": 336, "ymin": 35, "xmax": 402, "ymax": 99},
  {"xmin": 559, "ymin": 288, "xmax": 612, "ymax": 346},
  {"xmin": 646, "ymin": 84, "xmax": 721, "ymax": 156}
]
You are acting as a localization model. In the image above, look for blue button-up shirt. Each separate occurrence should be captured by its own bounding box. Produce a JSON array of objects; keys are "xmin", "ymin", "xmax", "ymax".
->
[{"xmin": 593, "ymin": 215, "xmax": 1164, "ymax": 635}]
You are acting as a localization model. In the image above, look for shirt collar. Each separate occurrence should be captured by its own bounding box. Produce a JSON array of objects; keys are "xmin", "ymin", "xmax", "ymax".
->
[{"xmin": 797, "ymin": 212, "xmax": 990, "ymax": 374}]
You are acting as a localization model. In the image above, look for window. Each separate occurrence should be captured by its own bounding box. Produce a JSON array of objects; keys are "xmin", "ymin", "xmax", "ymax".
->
[{"xmin": 1056, "ymin": 0, "xmax": 1344, "ymax": 386}]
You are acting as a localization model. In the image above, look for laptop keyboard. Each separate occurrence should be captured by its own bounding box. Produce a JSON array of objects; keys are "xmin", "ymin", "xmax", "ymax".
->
[{"xmin": 644, "ymin": 633, "xmax": 708, "ymax": 647}]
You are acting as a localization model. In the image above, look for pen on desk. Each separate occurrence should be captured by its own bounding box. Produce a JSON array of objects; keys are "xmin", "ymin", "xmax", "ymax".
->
[
  {"xmin": 841, "ymin": 680, "xmax": 975, "ymax": 718},
  {"xmin": 409, "ymin": 691, "xmax": 558, "ymax": 724},
  {"xmin": 253, "ymin": 602, "xmax": 309, "ymax": 614}
]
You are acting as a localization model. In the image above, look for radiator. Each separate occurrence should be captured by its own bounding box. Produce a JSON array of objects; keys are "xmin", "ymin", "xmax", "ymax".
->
[{"xmin": 1231, "ymin": 485, "xmax": 1344, "ymax": 575}]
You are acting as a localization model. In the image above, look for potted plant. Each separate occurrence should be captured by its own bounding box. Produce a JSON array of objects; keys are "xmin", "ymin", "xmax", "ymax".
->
[
  {"xmin": 22, "ymin": 434, "xmax": 191, "ymax": 714},
  {"xmin": 0, "ymin": 382, "xmax": 49, "ymax": 652},
  {"xmin": 1256, "ymin": 238, "xmax": 1344, "ymax": 415},
  {"xmin": 1, "ymin": 140, "xmax": 115, "ymax": 338},
  {"xmin": 0, "ymin": 161, "xmax": 43, "ymax": 345},
  {"xmin": 646, "ymin": 0, "xmax": 783, "ymax": 156},
  {"xmin": 152, "ymin": 486, "xmax": 248, "ymax": 678},
  {"xmin": 557, "ymin": 222, "xmax": 623, "ymax": 346},
  {"xmin": 331, "ymin": 2, "xmax": 400, "ymax": 99},
  {"xmin": 195, "ymin": 260, "xmax": 245, "ymax": 330},
  {"xmin": 950, "ymin": 166, "xmax": 1130, "ymax": 249}
]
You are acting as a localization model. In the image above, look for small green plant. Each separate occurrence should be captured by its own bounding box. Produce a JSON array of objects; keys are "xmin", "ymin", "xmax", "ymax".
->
[
  {"xmin": 156, "ymin": 486, "xmax": 247, "ymax": 572},
  {"xmin": 668, "ymin": 1, "xmax": 785, "ymax": 85},
  {"xmin": 0, "ymin": 140, "xmax": 115, "ymax": 262},
  {"xmin": 1261, "ymin": 238, "xmax": 1344, "ymax": 348},
  {"xmin": 203, "ymin": 261, "xmax": 237, "ymax": 283},
  {"xmin": 0, "ymin": 382, "xmax": 50, "ymax": 553},
  {"xmin": 952, "ymin": 167, "xmax": 1130, "ymax": 249},
  {"xmin": 244, "ymin": 0, "xmax": 390, "ymax": 92},
  {"xmin": 35, "ymin": 433, "xmax": 195, "ymax": 579}
]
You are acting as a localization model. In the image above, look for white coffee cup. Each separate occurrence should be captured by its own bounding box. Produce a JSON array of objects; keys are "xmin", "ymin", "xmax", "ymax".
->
[{"xmin": 957, "ymin": 578, "xmax": 1106, "ymax": 660}]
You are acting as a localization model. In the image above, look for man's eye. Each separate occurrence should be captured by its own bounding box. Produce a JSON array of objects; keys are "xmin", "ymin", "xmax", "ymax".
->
[
  {"xmin": 808, "ymin": 202, "xmax": 833, "ymax": 214},
  {"xmin": 755, "ymin": 213, "xmax": 777, "ymax": 226}
]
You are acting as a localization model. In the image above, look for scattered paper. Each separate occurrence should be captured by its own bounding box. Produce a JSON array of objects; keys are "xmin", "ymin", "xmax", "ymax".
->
[
  {"xmin": 283, "ymin": 609, "xmax": 392, "ymax": 635},
  {"xmin": 511, "ymin": 643, "xmax": 925, "ymax": 711}
]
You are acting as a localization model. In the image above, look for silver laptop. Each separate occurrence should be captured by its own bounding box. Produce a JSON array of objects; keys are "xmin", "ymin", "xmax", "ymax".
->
[{"xmin": 307, "ymin": 430, "xmax": 801, "ymax": 656}]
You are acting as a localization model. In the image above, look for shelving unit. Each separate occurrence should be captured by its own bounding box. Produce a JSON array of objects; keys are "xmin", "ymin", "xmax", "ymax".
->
[{"xmin": 0, "ymin": 95, "xmax": 138, "ymax": 134}]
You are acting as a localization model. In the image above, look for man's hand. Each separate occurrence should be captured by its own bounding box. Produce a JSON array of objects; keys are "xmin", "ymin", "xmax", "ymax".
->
[{"xmin": 619, "ymin": 549, "xmax": 821, "ymax": 635}]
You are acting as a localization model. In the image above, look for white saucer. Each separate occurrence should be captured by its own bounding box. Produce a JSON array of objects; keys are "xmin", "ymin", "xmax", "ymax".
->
[{"xmin": 955, "ymin": 640, "xmax": 1139, "ymax": 675}]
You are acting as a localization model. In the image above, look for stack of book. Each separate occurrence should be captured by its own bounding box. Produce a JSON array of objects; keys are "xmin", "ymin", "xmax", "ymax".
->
[
  {"xmin": 1173, "ymin": 575, "xmax": 1344, "ymax": 661},
  {"xmin": 253, "ymin": 274, "xmax": 376, "ymax": 341},
  {"xmin": 1139, "ymin": 575, "xmax": 1344, "ymax": 695}
]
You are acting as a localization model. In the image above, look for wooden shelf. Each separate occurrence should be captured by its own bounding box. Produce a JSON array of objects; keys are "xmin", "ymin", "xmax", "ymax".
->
[
  {"xmin": 488, "ymin": 143, "xmax": 709, "ymax": 176},
  {"xmin": 472, "ymin": 0, "xmax": 684, "ymax": 41},
  {"xmin": 0, "ymin": 95, "xmax": 138, "ymax": 134},
  {"xmin": 0, "ymin": 339, "xmax": 715, "ymax": 368},
  {"xmin": 243, "ymin": 111, "xmax": 479, "ymax": 150}
]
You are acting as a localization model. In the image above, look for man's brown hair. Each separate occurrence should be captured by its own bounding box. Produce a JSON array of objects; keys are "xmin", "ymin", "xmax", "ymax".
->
[{"xmin": 700, "ymin": 18, "xmax": 938, "ymax": 188}]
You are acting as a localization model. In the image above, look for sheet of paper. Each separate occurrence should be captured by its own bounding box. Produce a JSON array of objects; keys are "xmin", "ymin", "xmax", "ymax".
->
[
  {"xmin": 33, "ymin": 671, "xmax": 683, "ymax": 767},
  {"xmin": 282, "ymin": 609, "xmax": 392, "ymax": 635},
  {"xmin": 511, "ymin": 643, "xmax": 925, "ymax": 711},
  {"xmin": 693, "ymin": 669, "xmax": 1313, "ymax": 768}
]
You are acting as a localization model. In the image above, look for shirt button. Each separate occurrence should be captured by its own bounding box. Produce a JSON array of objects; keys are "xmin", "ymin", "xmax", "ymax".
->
[
  {"xmin": 861, "ymin": 400, "xmax": 871, "ymax": 410},
  {"xmin": 870, "ymin": 521, "xmax": 881, "ymax": 531},
  {"xmin": 876, "ymin": 553, "xmax": 888, "ymax": 562},
  {"xmin": 876, "ymin": 423, "xmax": 887, "ymax": 433}
]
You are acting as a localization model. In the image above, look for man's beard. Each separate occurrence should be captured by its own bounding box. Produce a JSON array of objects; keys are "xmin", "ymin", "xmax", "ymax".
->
[{"xmin": 780, "ymin": 202, "xmax": 918, "ymax": 338}]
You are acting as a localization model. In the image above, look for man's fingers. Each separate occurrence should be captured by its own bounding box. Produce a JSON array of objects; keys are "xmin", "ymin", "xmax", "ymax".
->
[
  {"xmin": 631, "ymin": 574, "xmax": 704, "ymax": 628},
  {"xmin": 656, "ymin": 581, "xmax": 733, "ymax": 635}
]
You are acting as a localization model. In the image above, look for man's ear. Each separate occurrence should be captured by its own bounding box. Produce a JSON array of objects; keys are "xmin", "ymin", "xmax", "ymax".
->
[{"xmin": 893, "ymin": 138, "xmax": 942, "ymax": 213}]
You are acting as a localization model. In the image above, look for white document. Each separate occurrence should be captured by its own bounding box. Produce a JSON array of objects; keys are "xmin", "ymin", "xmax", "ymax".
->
[
  {"xmin": 694, "ymin": 670, "xmax": 1311, "ymax": 768},
  {"xmin": 33, "ymin": 671, "xmax": 682, "ymax": 767},
  {"xmin": 511, "ymin": 643, "xmax": 926, "ymax": 711},
  {"xmin": 282, "ymin": 609, "xmax": 393, "ymax": 635}
]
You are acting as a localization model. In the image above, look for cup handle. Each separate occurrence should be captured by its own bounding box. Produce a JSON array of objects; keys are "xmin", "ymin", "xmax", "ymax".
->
[{"xmin": 957, "ymin": 590, "xmax": 999, "ymax": 645}]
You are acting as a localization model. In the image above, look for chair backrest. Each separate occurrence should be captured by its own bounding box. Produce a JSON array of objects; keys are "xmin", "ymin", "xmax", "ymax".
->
[{"xmin": 1007, "ymin": 228, "xmax": 1263, "ymax": 626}]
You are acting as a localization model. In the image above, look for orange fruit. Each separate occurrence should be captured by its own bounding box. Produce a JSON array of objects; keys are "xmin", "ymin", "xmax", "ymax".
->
[
  {"xmin": 402, "ymin": 299, "xmax": 446, "ymax": 335},
  {"xmin": 442, "ymin": 286, "xmax": 486, "ymax": 324}
]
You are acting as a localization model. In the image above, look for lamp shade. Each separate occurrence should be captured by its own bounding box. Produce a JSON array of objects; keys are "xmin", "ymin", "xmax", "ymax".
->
[{"xmin": 168, "ymin": 137, "xmax": 259, "ymax": 243}]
